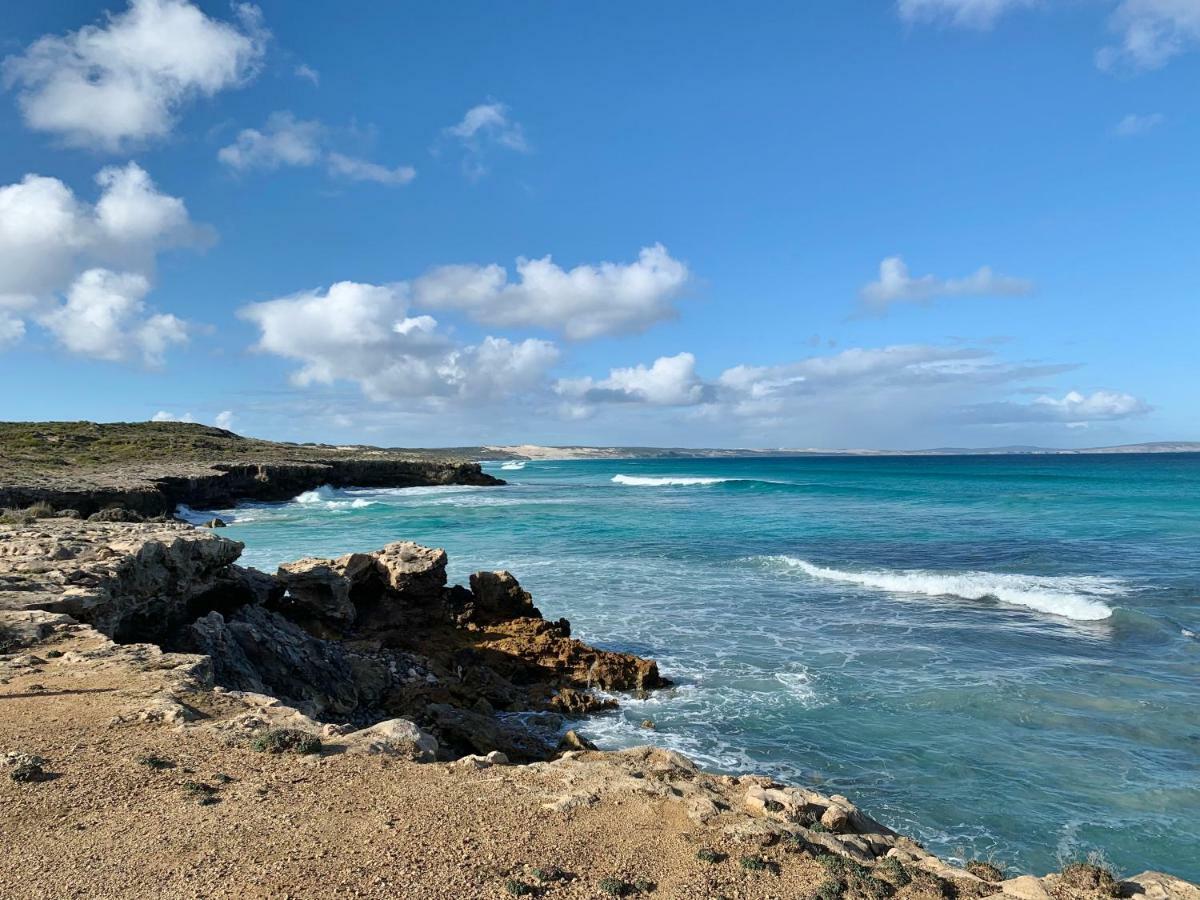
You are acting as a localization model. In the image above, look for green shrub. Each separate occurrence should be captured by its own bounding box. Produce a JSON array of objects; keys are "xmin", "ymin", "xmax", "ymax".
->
[
  {"xmin": 251, "ymin": 728, "xmax": 322, "ymax": 755},
  {"xmin": 740, "ymin": 855, "xmax": 779, "ymax": 874},
  {"xmin": 966, "ymin": 860, "xmax": 1004, "ymax": 882},
  {"xmin": 1060, "ymin": 859, "xmax": 1118, "ymax": 897},
  {"xmin": 181, "ymin": 781, "xmax": 219, "ymax": 805},
  {"xmin": 45, "ymin": 649, "xmax": 64, "ymax": 659},
  {"xmin": 876, "ymin": 856, "xmax": 911, "ymax": 887},
  {"xmin": 503, "ymin": 879, "xmax": 536, "ymax": 896},
  {"xmin": 696, "ymin": 848, "xmax": 726, "ymax": 864},
  {"xmin": 137, "ymin": 754, "xmax": 174, "ymax": 770},
  {"xmin": 815, "ymin": 879, "xmax": 844, "ymax": 900},
  {"xmin": 599, "ymin": 877, "xmax": 632, "ymax": 896}
]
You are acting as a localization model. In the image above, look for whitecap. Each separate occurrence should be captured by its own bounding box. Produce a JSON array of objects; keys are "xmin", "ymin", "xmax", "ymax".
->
[
  {"xmin": 612, "ymin": 474, "xmax": 732, "ymax": 486},
  {"xmin": 759, "ymin": 556, "xmax": 1117, "ymax": 621},
  {"xmin": 500, "ymin": 460, "xmax": 527, "ymax": 471}
]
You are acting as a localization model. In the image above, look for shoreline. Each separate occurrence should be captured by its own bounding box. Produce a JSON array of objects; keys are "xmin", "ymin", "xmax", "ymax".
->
[{"xmin": 1, "ymin": 516, "xmax": 1197, "ymax": 896}]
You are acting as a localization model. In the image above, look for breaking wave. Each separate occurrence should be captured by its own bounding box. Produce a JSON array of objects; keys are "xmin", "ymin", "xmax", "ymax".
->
[
  {"xmin": 612, "ymin": 474, "xmax": 738, "ymax": 486},
  {"xmin": 294, "ymin": 485, "xmax": 376, "ymax": 509},
  {"xmin": 760, "ymin": 556, "xmax": 1118, "ymax": 621},
  {"xmin": 500, "ymin": 460, "xmax": 527, "ymax": 471}
]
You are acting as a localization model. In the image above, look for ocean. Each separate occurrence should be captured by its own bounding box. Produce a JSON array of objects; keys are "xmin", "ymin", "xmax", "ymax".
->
[{"xmin": 180, "ymin": 454, "xmax": 1200, "ymax": 879}]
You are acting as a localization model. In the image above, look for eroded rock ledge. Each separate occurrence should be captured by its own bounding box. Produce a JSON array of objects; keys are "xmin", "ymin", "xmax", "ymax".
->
[{"xmin": 0, "ymin": 520, "xmax": 663, "ymax": 761}]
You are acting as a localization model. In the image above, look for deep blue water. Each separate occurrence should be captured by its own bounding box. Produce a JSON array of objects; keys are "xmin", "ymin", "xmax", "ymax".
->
[{"xmin": 183, "ymin": 454, "xmax": 1200, "ymax": 879}]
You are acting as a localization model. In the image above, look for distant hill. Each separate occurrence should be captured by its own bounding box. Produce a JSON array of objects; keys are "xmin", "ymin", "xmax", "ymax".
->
[{"xmin": 481, "ymin": 441, "xmax": 1200, "ymax": 460}]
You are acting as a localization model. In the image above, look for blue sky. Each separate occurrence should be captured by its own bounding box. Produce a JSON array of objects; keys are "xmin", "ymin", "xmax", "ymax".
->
[{"xmin": 0, "ymin": 0, "xmax": 1196, "ymax": 449}]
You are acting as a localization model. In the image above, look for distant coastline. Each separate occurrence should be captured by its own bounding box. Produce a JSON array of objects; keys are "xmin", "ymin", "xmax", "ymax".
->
[{"xmin": 480, "ymin": 440, "xmax": 1200, "ymax": 461}]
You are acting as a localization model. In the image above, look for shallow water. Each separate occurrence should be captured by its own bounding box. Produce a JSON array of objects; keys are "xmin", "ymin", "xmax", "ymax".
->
[{"xmin": 182, "ymin": 454, "xmax": 1200, "ymax": 878}]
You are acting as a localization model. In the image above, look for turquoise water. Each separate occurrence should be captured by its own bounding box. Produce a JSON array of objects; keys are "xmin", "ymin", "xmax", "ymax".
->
[{"xmin": 183, "ymin": 455, "xmax": 1200, "ymax": 879}]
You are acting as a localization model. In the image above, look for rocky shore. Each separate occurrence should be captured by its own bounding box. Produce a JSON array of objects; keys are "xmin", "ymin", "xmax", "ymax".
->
[
  {"xmin": 0, "ymin": 421, "xmax": 501, "ymax": 518},
  {"xmin": 2, "ymin": 517, "xmax": 1196, "ymax": 899}
]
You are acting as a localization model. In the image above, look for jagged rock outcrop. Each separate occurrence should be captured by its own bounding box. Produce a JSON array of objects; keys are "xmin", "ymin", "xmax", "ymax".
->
[{"xmin": 0, "ymin": 520, "xmax": 664, "ymax": 760}]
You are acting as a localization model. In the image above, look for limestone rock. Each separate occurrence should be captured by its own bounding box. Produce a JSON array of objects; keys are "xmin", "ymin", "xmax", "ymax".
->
[
  {"xmin": 1000, "ymin": 875, "xmax": 1052, "ymax": 900},
  {"xmin": 344, "ymin": 718, "xmax": 438, "ymax": 762},
  {"xmin": 1122, "ymin": 872, "xmax": 1200, "ymax": 900},
  {"xmin": 465, "ymin": 570, "xmax": 540, "ymax": 623},
  {"xmin": 276, "ymin": 558, "xmax": 357, "ymax": 625}
]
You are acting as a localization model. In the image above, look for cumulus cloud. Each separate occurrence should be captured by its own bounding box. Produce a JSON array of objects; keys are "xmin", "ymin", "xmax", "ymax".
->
[
  {"xmin": 1114, "ymin": 112, "xmax": 1166, "ymax": 136},
  {"xmin": 218, "ymin": 111, "xmax": 415, "ymax": 186},
  {"xmin": 0, "ymin": 313, "xmax": 25, "ymax": 348},
  {"xmin": 41, "ymin": 268, "xmax": 188, "ymax": 365},
  {"xmin": 215, "ymin": 410, "xmax": 235, "ymax": 430},
  {"xmin": 442, "ymin": 101, "xmax": 529, "ymax": 177},
  {"xmin": 217, "ymin": 111, "xmax": 324, "ymax": 170},
  {"xmin": 326, "ymin": 152, "xmax": 416, "ymax": 186},
  {"xmin": 1098, "ymin": 0, "xmax": 1200, "ymax": 69},
  {"xmin": 152, "ymin": 409, "xmax": 194, "ymax": 422},
  {"xmin": 956, "ymin": 390, "xmax": 1151, "ymax": 425},
  {"xmin": 240, "ymin": 281, "xmax": 558, "ymax": 405},
  {"xmin": 0, "ymin": 162, "xmax": 204, "ymax": 363},
  {"xmin": 294, "ymin": 64, "xmax": 319, "ymax": 86},
  {"xmin": 859, "ymin": 256, "xmax": 1033, "ymax": 314},
  {"xmin": 413, "ymin": 243, "xmax": 690, "ymax": 340},
  {"xmin": 2, "ymin": 0, "xmax": 266, "ymax": 151},
  {"xmin": 557, "ymin": 353, "xmax": 711, "ymax": 406},
  {"xmin": 554, "ymin": 344, "xmax": 1120, "ymax": 443},
  {"xmin": 897, "ymin": 0, "xmax": 1037, "ymax": 29}
]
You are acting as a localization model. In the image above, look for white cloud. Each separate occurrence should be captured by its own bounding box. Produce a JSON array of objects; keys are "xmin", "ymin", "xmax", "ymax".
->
[
  {"xmin": 1114, "ymin": 112, "xmax": 1166, "ymax": 136},
  {"xmin": 240, "ymin": 280, "xmax": 559, "ymax": 405},
  {"xmin": 214, "ymin": 410, "xmax": 235, "ymax": 430},
  {"xmin": 2, "ymin": 0, "xmax": 266, "ymax": 151},
  {"xmin": 152, "ymin": 409, "xmax": 194, "ymax": 422},
  {"xmin": 217, "ymin": 111, "xmax": 324, "ymax": 171},
  {"xmin": 557, "ymin": 353, "xmax": 710, "ymax": 406},
  {"xmin": 218, "ymin": 111, "xmax": 416, "ymax": 187},
  {"xmin": 0, "ymin": 163, "xmax": 204, "ymax": 363},
  {"xmin": 1098, "ymin": 0, "xmax": 1200, "ymax": 69},
  {"xmin": 957, "ymin": 389, "xmax": 1151, "ymax": 424},
  {"xmin": 0, "ymin": 313, "xmax": 25, "ymax": 348},
  {"xmin": 0, "ymin": 162, "xmax": 205, "ymax": 307},
  {"xmin": 413, "ymin": 243, "xmax": 690, "ymax": 340},
  {"xmin": 41, "ymin": 268, "xmax": 188, "ymax": 366},
  {"xmin": 859, "ymin": 256, "xmax": 1033, "ymax": 314},
  {"xmin": 294, "ymin": 64, "xmax": 319, "ymax": 86},
  {"xmin": 326, "ymin": 152, "xmax": 416, "ymax": 186},
  {"xmin": 443, "ymin": 101, "xmax": 529, "ymax": 177},
  {"xmin": 557, "ymin": 344, "xmax": 1095, "ymax": 442},
  {"xmin": 897, "ymin": 0, "xmax": 1037, "ymax": 29}
]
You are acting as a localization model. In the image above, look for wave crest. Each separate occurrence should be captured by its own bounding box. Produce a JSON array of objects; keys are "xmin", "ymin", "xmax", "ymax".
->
[
  {"xmin": 761, "ymin": 556, "xmax": 1117, "ymax": 621},
  {"xmin": 612, "ymin": 474, "xmax": 734, "ymax": 486},
  {"xmin": 294, "ymin": 485, "xmax": 375, "ymax": 509}
]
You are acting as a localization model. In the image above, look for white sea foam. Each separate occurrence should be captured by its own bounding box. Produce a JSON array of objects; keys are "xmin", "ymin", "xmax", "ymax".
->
[
  {"xmin": 293, "ymin": 485, "xmax": 375, "ymax": 509},
  {"xmin": 500, "ymin": 460, "xmax": 527, "ymax": 471},
  {"xmin": 612, "ymin": 474, "xmax": 732, "ymax": 486},
  {"xmin": 761, "ymin": 556, "xmax": 1118, "ymax": 621}
]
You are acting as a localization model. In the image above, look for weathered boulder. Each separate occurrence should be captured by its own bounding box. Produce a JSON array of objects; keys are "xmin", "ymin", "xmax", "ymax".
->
[
  {"xmin": 276, "ymin": 558, "xmax": 357, "ymax": 626},
  {"xmin": 185, "ymin": 607, "xmax": 364, "ymax": 719},
  {"xmin": 425, "ymin": 703, "xmax": 564, "ymax": 761},
  {"xmin": 464, "ymin": 570, "xmax": 541, "ymax": 623},
  {"xmin": 343, "ymin": 718, "xmax": 438, "ymax": 761},
  {"xmin": 1122, "ymin": 872, "xmax": 1200, "ymax": 900}
]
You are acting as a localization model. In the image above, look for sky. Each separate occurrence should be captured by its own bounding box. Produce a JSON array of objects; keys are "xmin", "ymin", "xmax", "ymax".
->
[{"xmin": 0, "ymin": 0, "xmax": 1197, "ymax": 450}]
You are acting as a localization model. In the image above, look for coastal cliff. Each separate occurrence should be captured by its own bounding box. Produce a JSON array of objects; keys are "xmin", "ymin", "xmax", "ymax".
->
[
  {"xmin": 2, "ymin": 520, "xmax": 1196, "ymax": 898},
  {"xmin": 0, "ymin": 421, "xmax": 501, "ymax": 517}
]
